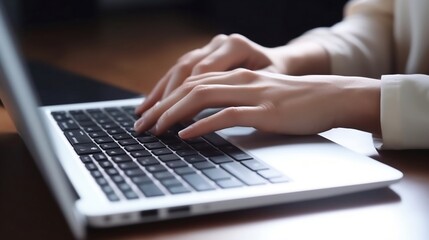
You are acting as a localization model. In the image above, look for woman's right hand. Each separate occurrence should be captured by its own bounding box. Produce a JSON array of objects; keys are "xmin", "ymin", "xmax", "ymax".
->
[{"xmin": 135, "ymin": 34, "xmax": 288, "ymax": 115}]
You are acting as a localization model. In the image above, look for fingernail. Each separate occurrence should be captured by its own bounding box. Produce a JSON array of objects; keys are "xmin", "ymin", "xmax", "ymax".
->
[
  {"xmin": 134, "ymin": 118, "xmax": 144, "ymax": 130},
  {"xmin": 178, "ymin": 126, "xmax": 192, "ymax": 139},
  {"xmin": 149, "ymin": 125, "xmax": 158, "ymax": 135}
]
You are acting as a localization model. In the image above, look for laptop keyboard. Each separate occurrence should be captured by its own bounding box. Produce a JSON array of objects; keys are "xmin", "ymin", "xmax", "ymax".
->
[{"xmin": 51, "ymin": 106, "xmax": 289, "ymax": 202}]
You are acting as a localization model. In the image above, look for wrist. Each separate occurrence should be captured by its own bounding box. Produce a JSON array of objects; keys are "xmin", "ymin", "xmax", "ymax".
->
[{"xmin": 335, "ymin": 77, "xmax": 381, "ymax": 135}]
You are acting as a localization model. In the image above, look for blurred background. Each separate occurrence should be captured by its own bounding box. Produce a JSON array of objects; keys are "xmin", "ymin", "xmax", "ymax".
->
[
  {"xmin": 1, "ymin": 0, "xmax": 349, "ymax": 97},
  {"xmin": 5, "ymin": 0, "xmax": 348, "ymax": 46}
]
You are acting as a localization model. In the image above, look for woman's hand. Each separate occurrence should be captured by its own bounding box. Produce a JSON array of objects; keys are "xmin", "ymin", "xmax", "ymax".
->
[
  {"xmin": 134, "ymin": 69, "xmax": 381, "ymax": 138},
  {"xmin": 135, "ymin": 34, "xmax": 293, "ymax": 116}
]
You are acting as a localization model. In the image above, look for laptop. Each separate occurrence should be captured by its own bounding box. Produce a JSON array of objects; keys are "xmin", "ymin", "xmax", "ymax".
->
[{"xmin": 0, "ymin": 4, "xmax": 402, "ymax": 239}]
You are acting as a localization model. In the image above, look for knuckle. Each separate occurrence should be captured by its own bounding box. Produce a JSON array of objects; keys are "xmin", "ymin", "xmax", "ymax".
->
[
  {"xmin": 158, "ymin": 109, "xmax": 172, "ymax": 124},
  {"xmin": 227, "ymin": 34, "xmax": 249, "ymax": 47},
  {"xmin": 222, "ymin": 107, "xmax": 241, "ymax": 119},
  {"xmin": 232, "ymin": 68, "xmax": 256, "ymax": 81},
  {"xmin": 190, "ymin": 85, "xmax": 211, "ymax": 97},
  {"xmin": 213, "ymin": 34, "xmax": 228, "ymax": 42},
  {"xmin": 181, "ymin": 81, "xmax": 197, "ymax": 93},
  {"xmin": 176, "ymin": 60, "xmax": 193, "ymax": 73},
  {"xmin": 193, "ymin": 61, "xmax": 211, "ymax": 74}
]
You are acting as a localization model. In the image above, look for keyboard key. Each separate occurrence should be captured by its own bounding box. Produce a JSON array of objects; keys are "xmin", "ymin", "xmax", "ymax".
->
[
  {"xmin": 92, "ymin": 153, "xmax": 108, "ymax": 161},
  {"xmin": 144, "ymin": 142, "xmax": 165, "ymax": 150},
  {"xmin": 216, "ymin": 178, "xmax": 244, "ymax": 188},
  {"xmin": 182, "ymin": 174, "xmax": 215, "ymax": 191},
  {"xmin": 146, "ymin": 164, "xmax": 167, "ymax": 173},
  {"xmin": 105, "ymin": 168, "xmax": 119, "ymax": 176},
  {"xmin": 100, "ymin": 142, "xmax": 120, "ymax": 150},
  {"xmin": 98, "ymin": 161, "xmax": 114, "ymax": 169},
  {"xmin": 152, "ymin": 148, "xmax": 173, "ymax": 156},
  {"xmin": 174, "ymin": 166, "xmax": 196, "ymax": 175},
  {"xmin": 88, "ymin": 131, "xmax": 108, "ymax": 138},
  {"xmin": 137, "ymin": 156, "xmax": 159, "ymax": 166},
  {"xmin": 124, "ymin": 168, "xmax": 146, "ymax": 177},
  {"xmin": 95, "ymin": 177, "xmax": 108, "ymax": 186},
  {"xmin": 183, "ymin": 155, "xmax": 205, "ymax": 163},
  {"xmin": 257, "ymin": 169, "xmax": 283, "ymax": 179},
  {"xmin": 111, "ymin": 155, "xmax": 132, "ymax": 163},
  {"xmin": 101, "ymin": 123, "xmax": 120, "ymax": 129},
  {"xmin": 124, "ymin": 145, "xmax": 145, "ymax": 152},
  {"xmin": 202, "ymin": 168, "xmax": 232, "ymax": 181},
  {"xmin": 123, "ymin": 190, "xmax": 139, "ymax": 200},
  {"xmin": 176, "ymin": 149, "xmax": 197, "ymax": 157},
  {"xmin": 74, "ymin": 143, "xmax": 101, "ymax": 155},
  {"xmin": 137, "ymin": 136, "xmax": 158, "ymax": 143},
  {"xmin": 106, "ymin": 193, "xmax": 120, "ymax": 202},
  {"xmin": 153, "ymin": 171, "xmax": 175, "ymax": 180},
  {"xmin": 160, "ymin": 178, "xmax": 182, "ymax": 187},
  {"xmin": 82, "ymin": 126, "xmax": 102, "ymax": 132},
  {"xmin": 131, "ymin": 175, "xmax": 153, "ymax": 184},
  {"xmin": 267, "ymin": 176, "xmax": 290, "ymax": 183},
  {"xmin": 94, "ymin": 136, "xmax": 114, "ymax": 144},
  {"xmin": 118, "ymin": 139, "xmax": 138, "ymax": 146},
  {"xmin": 220, "ymin": 145, "xmax": 253, "ymax": 161},
  {"xmin": 117, "ymin": 162, "xmax": 139, "ymax": 170},
  {"xmin": 193, "ymin": 161, "xmax": 215, "ymax": 170},
  {"xmin": 57, "ymin": 119, "xmax": 79, "ymax": 130},
  {"xmin": 111, "ymin": 175, "xmax": 125, "ymax": 183},
  {"xmin": 106, "ymin": 128, "xmax": 126, "ymax": 135},
  {"xmin": 158, "ymin": 154, "xmax": 180, "ymax": 162},
  {"xmin": 241, "ymin": 160, "xmax": 269, "ymax": 171},
  {"xmin": 90, "ymin": 170, "xmax": 103, "ymax": 178},
  {"xmin": 168, "ymin": 142, "xmax": 189, "ymax": 151},
  {"xmin": 137, "ymin": 183, "xmax": 164, "ymax": 197},
  {"xmin": 117, "ymin": 182, "xmax": 132, "ymax": 192},
  {"xmin": 203, "ymin": 133, "xmax": 230, "ymax": 147},
  {"xmin": 221, "ymin": 162, "xmax": 266, "ymax": 186},
  {"xmin": 51, "ymin": 111, "xmax": 68, "ymax": 121},
  {"xmin": 105, "ymin": 148, "xmax": 126, "ymax": 156},
  {"xmin": 209, "ymin": 155, "xmax": 234, "ymax": 164},
  {"xmin": 80, "ymin": 155, "xmax": 92, "ymax": 163},
  {"xmin": 112, "ymin": 133, "xmax": 132, "ymax": 140},
  {"xmin": 64, "ymin": 130, "xmax": 92, "ymax": 145},
  {"xmin": 96, "ymin": 118, "xmax": 113, "ymax": 125},
  {"xmin": 165, "ymin": 160, "xmax": 188, "ymax": 169},
  {"xmin": 131, "ymin": 150, "xmax": 151, "ymax": 158},
  {"xmin": 167, "ymin": 185, "xmax": 191, "ymax": 194},
  {"xmin": 101, "ymin": 185, "xmax": 114, "ymax": 194}
]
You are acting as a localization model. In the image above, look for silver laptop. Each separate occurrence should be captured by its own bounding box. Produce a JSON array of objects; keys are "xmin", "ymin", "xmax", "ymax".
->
[{"xmin": 0, "ymin": 4, "xmax": 402, "ymax": 239}]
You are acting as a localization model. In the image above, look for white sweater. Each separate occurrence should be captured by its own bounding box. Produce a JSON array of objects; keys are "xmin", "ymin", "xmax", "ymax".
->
[{"xmin": 299, "ymin": 0, "xmax": 429, "ymax": 149}]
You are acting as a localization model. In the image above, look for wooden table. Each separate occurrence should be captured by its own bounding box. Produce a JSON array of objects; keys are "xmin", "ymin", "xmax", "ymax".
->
[{"xmin": 1, "ymin": 12, "xmax": 429, "ymax": 240}]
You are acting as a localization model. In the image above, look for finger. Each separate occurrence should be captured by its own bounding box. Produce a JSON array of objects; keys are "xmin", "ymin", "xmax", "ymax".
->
[
  {"xmin": 135, "ymin": 69, "xmax": 174, "ymax": 115},
  {"xmin": 162, "ymin": 34, "xmax": 228, "ymax": 98},
  {"xmin": 191, "ymin": 34, "xmax": 270, "ymax": 76},
  {"xmin": 190, "ymin": 40, "xmax": 247, "ymax": 76},
  {"xmin": 136, "ymin": 35, "xmax": 228, "ymax": 115},
  {"xmin": 155, "ymin": 84, "xmax": 260, "ymax": 135},
  {"xmin": 178, "ymin": 106, "xmax": 266, "ymax": 139},
  {"xmin": 186, "ymin": 68, "xmax": 257, "ymax": 86}
]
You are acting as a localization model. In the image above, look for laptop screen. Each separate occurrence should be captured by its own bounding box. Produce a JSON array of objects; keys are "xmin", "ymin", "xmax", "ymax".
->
[{"xmin": 0, "ymin": 3, "xmax": 85, "ymax": 239}]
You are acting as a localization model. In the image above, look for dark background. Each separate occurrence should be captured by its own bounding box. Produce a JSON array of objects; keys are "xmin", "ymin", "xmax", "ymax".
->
[{"xmin": 4, "ymin": 0, "xmax": 348, "ymax": 47}]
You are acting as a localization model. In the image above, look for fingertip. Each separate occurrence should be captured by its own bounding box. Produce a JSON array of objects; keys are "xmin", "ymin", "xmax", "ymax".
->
[{"xmin": 178, "ymin": 125, "xmax": 195, "ymax": 139}]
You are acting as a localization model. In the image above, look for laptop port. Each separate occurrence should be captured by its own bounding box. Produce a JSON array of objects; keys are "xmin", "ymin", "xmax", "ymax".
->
[
  {"xmin": 168, "ymin": 206, "xmax": 190, "ymax": 215},
  {"xmin": 140, "ymin": 209, "xmax": 158, "ymax": 218}
]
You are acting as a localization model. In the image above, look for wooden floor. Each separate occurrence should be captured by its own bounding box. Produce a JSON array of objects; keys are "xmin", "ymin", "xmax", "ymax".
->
[{"xmin": 1, "ymin": 11, "xmax": 215, "ymax": 132}]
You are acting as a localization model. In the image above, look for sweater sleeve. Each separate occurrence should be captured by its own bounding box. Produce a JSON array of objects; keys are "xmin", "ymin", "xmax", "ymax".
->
[
  {"xmin": 375, "ymin": 74, "xmax": 429, "ymax": 149},
  {"xmin": 294, "ymin": 0, "xmax": 395, "ymax": 78}
]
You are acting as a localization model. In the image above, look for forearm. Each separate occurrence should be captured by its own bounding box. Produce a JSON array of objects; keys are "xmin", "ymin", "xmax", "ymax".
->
[{"xmin": 274, "ymin": 41, "xmax": 331, "ymax": 76}]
